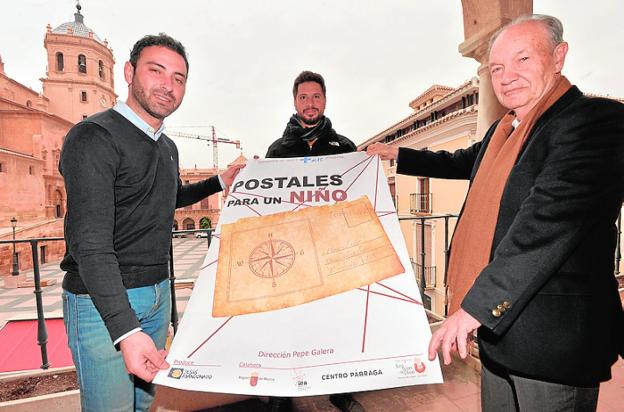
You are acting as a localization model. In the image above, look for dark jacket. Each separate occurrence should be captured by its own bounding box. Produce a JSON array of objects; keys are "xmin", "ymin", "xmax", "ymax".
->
[
  {"xmin": 59, "ymin": 109, "xmax": 222, "ymax": 342},
  {"xmin": 266, "ymin": 116, "xmax": 356, "ymax": 158},
  {"xmin": 396, "ymin": 86, "xmax": 624, "ymax": 386}
]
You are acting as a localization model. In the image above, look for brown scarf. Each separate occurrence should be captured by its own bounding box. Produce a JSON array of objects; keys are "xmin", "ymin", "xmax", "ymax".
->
[{"xmin": 446, "ymin": 75, "xmax": 572, "ymax": 314}]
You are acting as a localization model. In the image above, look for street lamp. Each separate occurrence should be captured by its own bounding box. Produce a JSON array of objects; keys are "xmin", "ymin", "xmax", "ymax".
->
[{"xmin": 10, "ymin": 217, "xmax": 19, "ymax": 276}]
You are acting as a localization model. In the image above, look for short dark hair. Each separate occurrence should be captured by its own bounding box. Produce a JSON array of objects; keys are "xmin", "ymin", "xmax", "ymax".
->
[
  {"xmin": 292, "ymin": 71, "xmax": 326, "ymax": 98},
  {"xmin": 129, "ymin": 33, "xmax": 189, "ymax": 73}
]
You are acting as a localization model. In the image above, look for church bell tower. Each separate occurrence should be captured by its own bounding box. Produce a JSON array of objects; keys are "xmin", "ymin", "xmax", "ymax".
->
[{"xmin": 41, "ymin": 1, "xmax": 116, "ymax": 123}]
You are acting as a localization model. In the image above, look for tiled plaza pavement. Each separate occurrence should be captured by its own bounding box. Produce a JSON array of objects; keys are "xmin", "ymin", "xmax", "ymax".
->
[{"xmin": 1, "ymin": 238, "xmax": 622, "ymax": 411}]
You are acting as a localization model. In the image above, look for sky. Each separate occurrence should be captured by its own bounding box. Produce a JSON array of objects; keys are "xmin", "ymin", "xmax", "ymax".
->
[{"xmin": 1, "ymin": 0, "xmax": 623, "ymax": 168}]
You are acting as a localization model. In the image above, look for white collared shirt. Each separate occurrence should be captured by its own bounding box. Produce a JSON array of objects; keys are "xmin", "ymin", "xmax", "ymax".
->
[{"xmin": 113, "ymin": 101, "xmax": 165, "ymax": 141}]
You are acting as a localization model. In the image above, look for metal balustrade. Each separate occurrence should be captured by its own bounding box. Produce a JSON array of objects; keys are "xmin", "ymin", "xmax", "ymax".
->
[
  {"xmin": 1, "ymin": 207, "xmax": 623, "ymax": 371},
  {"xmin": 0, "ymin": 228, "xmax": 212, "ymax": 370},
  {"xmin": 400, "ymin": 214, "xmax": 458, "ymax": 313}
]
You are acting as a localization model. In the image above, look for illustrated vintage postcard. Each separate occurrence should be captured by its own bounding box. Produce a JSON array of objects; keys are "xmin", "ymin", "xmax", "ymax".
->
[{"xmin": 213, "ymin": 196, "xmax": 404, "ymax": 316}]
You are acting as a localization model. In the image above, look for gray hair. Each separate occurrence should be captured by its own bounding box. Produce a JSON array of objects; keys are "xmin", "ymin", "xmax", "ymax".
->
[{"xmin": 489, "ymin": 14, "xmax": 564, "ymax": 54}]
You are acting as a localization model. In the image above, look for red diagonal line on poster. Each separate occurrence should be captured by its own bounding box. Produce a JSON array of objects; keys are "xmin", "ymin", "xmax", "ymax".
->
[
  {"xmin": 376, "ymin": 281, "xmax": 421, "ymax": 304},
  {"xmin": 342, "ymin": 155, "xmax": 375, "ymax": 194},
  {"xmin": 211, "ymin": 233, "xmax": 221, "ymax": 240},
  {"xmin": 199, "ymin": 259, "xmax": 218, "ymax": 271},
  {"xmin": 341, "ymin": 155, "xmax": 375, "ymax": 177},
  {"xmin": 316, "ymin": 155, "xmax": 375, "ymax": 192},
  {"xmin": 376, "ymin": 211, "xmax": 396, "ymax": 218},
  {"xmin": 228, "ymin": 193, "xmax": 263, "ymax": 216},
  {"xmin": 356, "ymin": 287, "xmax": 422, "ymax": 305},
  {"xmin": 361, "ymin": 284, "xmax": 371, "ymax": 353},
  {"xmin": 188, "ymin": 316, "xmax": 234, "ymax": 358}
]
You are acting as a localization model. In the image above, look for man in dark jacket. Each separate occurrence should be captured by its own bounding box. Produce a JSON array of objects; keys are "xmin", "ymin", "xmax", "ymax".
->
[
  {"xmin": 60, "ymin": 34, "xmax": 243, "ymax": 412},
  {"xmin": 266, "ymin": 71, "xmax": 362, "ymax": 412},
  {"xmin": 368, "ymin": 14, "xmax": 623, "ymax": 412},
  {"xmin": 266, "ymin": 71, "xmax": 356, "ymax": 158}
]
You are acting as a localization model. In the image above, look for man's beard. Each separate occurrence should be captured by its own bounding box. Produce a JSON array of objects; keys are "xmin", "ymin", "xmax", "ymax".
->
[
  {"xmin": 299, "ymin": 114, "xmax": 322, "ymax": 126},
  {"xmin": 131, "ymin": 80, "xmax": 179, "ymax": 120}
]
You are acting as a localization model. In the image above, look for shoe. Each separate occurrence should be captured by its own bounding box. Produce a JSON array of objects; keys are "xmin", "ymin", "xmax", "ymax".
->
[
  {"xmin": 329, "ymin": 393, "xmax": 365, "ymax": 412},
  {"xmin": 267, "ymin": 396, "xmax": 293, "ymax": 412}
]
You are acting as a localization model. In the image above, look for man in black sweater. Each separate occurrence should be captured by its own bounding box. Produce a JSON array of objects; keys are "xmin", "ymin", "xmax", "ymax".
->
[
  {"xmin": 60, "ymin": 34, "xmax": 243, "ymax": 411},
  {"xmin": 266, "ymin": 71, "xmax": 362, "ymax": 412}
]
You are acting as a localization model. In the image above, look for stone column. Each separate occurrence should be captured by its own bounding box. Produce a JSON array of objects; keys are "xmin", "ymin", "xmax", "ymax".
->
[
  {"xmin": 474, "ymin": 62, "xmax": 508, "ymax": 138},
  {"xmin": 459, "ymin": 29, "xmax": 507, "ymax": 140},
  {"xmin": 458, "ymin": 0, "xmax": 533, "ymax": 139}
]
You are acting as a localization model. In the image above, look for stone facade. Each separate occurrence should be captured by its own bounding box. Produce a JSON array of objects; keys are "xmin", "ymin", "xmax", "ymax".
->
[
  {"xmin": 359, "ymin": 78, "xmax": 480, "ymax": 315},
  {"xmin": 175, "ymin": 167, "xmax": 223, "ymax": 232},
  {"xmin": 1, "ymin": 5, "xmax": 114, "ymax": 279},
  {"xmin": 174, "ymin": 154, "xmax": 247, "ymax": 232}
]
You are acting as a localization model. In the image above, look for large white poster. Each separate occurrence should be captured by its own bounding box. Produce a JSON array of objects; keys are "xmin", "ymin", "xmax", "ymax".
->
[{"xmin": 154, "ymin": 152, "xmax": 443, "ymax": 396}]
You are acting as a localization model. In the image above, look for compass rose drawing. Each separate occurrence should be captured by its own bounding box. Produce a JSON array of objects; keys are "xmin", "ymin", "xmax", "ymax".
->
[{"xmin": 248, "ymin": 235, "xmax": 296, "ymax": 287}]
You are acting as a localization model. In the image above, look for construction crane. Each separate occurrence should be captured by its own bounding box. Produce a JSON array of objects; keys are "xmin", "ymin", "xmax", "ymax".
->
[{"xmin": 166, "ymin": 126, "xmax": 241, "ymax": 169}]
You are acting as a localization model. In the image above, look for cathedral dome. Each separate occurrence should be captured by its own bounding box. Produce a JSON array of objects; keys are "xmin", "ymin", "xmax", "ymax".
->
[{"xmin": 51, "ymin": 2, "xmax": 102, "ymax": 43}]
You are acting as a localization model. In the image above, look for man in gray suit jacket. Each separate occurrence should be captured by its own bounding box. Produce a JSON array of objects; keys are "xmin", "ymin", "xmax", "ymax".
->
[{"xmin": 368, "ymin": 14, "xmax": 623, "ymax": 411}]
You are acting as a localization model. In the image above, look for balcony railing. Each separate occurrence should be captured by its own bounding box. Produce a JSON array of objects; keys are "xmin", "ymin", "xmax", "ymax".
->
[
  {"xmin": 411, "ymin": 261, "xmax": 436, "ymax": 289},
  {"xmin": 2, "ymin": 207, "xmax": 623, "ymax": 371},
  {"xmin": 400, "ymin": 214, "xmax": 458, "ymax": 311},
  {"xmin": 0, "ymin": 228, "xmax": 212, "ymax": 370},
  {"xmin": 410, "ymin": 192, "xmax": 432, "ymax": 214}
]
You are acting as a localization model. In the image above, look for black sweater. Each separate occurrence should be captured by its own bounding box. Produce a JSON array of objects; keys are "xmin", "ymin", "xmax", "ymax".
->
[{"xmin": 59, "ymin": 109, "xmax": 222, "ymax": 342}]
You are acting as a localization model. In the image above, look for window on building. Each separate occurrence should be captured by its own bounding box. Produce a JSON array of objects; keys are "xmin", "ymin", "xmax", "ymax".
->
[
  {"xmin": 26, "ymin": 100, "xmax": 32, "ymax": 108},
  {"xmin": 0, "ymin": 162, "xmax": 5, "ymax": 173},
  {"xmin": 78, "ymin": 54, "xmax": 87, "ymax": 73},
  {"xmin": 56, "ymin": 52, "xmax": 64, "ymax": 71},
  {"xmin": 98, "ymin": 60, "xmax": 105, "ymax": 80},
  {"xmin": 417, "ymin": 177, "xmax": 431, "ymax": 212},
  {"xmin": 200, "ymin": 198, "xmax": 210, "ymax": 209},
  {"xmin": 81, "ymin": 91, "xmax": 88, "ymax": 102},
  {"xmin": 29, "ymin": 166, "xmax": 35, "ymax": 175},
  {"xmin": 82, "ymin": 114, "xmax": 88, "ymax": 120},
  {"xmin": 54, "ymin": 189, "xmax": 64, "ymax": 218}
]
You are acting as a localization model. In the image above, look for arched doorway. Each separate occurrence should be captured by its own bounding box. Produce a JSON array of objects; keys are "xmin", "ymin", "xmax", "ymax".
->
[{"xmin": 182, "ymin": 218, "xmax": 195, "ymax": 230}]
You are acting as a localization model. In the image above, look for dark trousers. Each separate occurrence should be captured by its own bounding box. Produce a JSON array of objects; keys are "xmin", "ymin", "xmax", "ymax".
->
[{"xmin": 481, "ymin": 363, "xmax": 599, "ymax": 412}]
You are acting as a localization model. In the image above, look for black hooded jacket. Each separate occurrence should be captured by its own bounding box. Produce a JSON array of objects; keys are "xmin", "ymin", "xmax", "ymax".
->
[{"xmin": 266, "ymin": 115, "xmax": 356, "ymax": 158}]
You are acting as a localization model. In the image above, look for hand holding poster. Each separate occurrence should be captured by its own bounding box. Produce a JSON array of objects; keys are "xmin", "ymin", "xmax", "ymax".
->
[{"xmin": 154, "ymin": 152, "xmax": 443, "ymax": 396}]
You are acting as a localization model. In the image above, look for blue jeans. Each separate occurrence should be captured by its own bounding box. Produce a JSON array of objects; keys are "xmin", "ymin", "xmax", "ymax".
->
[{"xmin": 63, "ymin": 279, "xmax": 171, "ymax": 412}]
